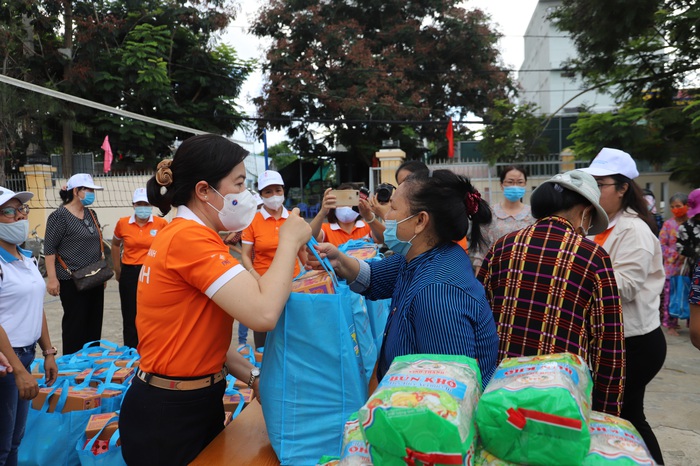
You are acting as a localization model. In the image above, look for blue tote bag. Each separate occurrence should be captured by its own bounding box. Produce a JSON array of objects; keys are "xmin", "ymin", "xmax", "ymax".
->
[
  {"xmin": 18, "ymin": 380, "xmax": 101, "ymax": 466},
  {"xmin": 669, "ymin": 275, "xmax": 691, "ymax": 319},
  {"xmin": 260, "ymin": 239, "xmax": 375, "ymax": 465},
  {"xmin": 76, "ymin": 415, "xmax": 127, "ymax": 466}
]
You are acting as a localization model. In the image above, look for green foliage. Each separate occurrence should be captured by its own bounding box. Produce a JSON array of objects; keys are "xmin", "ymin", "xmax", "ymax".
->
[
  {"xmin": 554, "ymin": 0, "xmax": 700, "ymax": 185},
  {"xmin": 251, "ymin": 0, "xmax": 514, "ymax": 162},
  {"xmin": 0, "ymin": 0, "xmax": 254, "ymax": 169},
  {"xmin": 266, "ymin": 141, "xmax": 298, "ymax": 170},
  {"xmin": 478, "ymin": 100, "xmax": 550, "ymax": 164}
]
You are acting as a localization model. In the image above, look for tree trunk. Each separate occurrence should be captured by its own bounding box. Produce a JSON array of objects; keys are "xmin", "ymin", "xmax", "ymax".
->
[{"xmin": 62, "ymin": 0, "xmax": 73, "ymax": 178}]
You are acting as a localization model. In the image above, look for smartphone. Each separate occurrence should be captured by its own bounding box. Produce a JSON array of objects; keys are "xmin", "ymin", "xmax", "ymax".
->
[{"xmin": 330, "ymin": 189, "xmax": 360, "ymax": 206}]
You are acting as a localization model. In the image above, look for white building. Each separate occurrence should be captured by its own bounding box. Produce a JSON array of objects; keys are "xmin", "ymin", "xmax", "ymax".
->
[{"xmin": 518, "ymin": 0, "xmax": 617, "ymax": 116}]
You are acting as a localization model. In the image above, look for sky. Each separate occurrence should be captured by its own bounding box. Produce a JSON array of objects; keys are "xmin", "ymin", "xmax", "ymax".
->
[{"xmin": 225, "ymin": 0, "xmax": 540, "ymax": 150}]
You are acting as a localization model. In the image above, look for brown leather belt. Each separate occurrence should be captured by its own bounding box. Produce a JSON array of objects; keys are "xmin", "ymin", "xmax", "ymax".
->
[{"xmin": 135, "ymin": 367, "xmax": 227, "ymax": 391}]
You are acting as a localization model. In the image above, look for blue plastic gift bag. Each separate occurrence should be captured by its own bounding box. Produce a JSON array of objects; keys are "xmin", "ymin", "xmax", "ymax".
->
[
  {"xmin": 260, "ymin": 239, "xmax": 375, "ymax": 465},
  {"xmin": 18, "ymin": 379, "xmax": 101, "ymax": 466},
  {"xmin": 669, "ymin": 275, "xmax": 691, "ymax": 319},
  {"xmin": 76, "ymin": 415, "xmax": 127, "ymax": 466}
]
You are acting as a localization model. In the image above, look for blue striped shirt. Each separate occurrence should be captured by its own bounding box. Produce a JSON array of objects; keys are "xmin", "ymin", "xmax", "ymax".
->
[{"xmin": 352, "ymin": 242, "xmax": 499, "ymax": 387}]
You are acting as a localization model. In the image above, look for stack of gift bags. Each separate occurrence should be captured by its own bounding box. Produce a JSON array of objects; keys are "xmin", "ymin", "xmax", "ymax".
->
[
  {"xmin": 19, "ymin": 340, "xmax": 137, "ymax": 466},
  {"xmin": 317, "ymin": 353, "xmax": 656, "ymax": 466}
]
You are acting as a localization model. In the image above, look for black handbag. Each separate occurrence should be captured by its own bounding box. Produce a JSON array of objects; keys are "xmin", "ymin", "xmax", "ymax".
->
[{"xmin": 57, "ymin": 209, "xmax": 114, "ymax": 291}]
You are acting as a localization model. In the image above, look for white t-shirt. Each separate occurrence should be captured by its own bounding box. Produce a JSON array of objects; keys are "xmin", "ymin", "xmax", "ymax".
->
[{"xmin": 0, "ymin": 246, "xmax": 46, "ymax": 347}]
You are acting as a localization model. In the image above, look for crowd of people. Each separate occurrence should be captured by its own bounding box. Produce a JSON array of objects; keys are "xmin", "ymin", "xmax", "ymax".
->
[{"xmin": 0, "ymin": 136, "xmax": 698, "ymax": 465}]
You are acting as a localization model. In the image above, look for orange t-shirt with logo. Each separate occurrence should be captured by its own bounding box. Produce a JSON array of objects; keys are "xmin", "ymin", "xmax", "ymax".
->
[
  {"xmin": 113, "ymin": 215, "xmax": 169, "ymax": 265},
  {"xmin": 320, "ymin": 221, "xmax": 372, "ymax": 247},
  {"xmin": 241, "ymin": 208, "xmax": 300, "ymax": 276},
  {"xmin": 136, "ymin": 215, "xmax": 244, "ymax": 377}
]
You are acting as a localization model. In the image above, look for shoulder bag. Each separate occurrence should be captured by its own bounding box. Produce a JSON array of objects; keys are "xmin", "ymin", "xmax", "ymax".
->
[{"xmin": 57, "ymin": 209, "xmax": 114, "ymax": 291}]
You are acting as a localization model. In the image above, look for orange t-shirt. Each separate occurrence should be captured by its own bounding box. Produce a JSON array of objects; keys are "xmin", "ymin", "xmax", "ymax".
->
[
  {"xmin": 241, "ymin": 208, "xmax": 300, "ymax": 276},
  {"xmin": 320, "ymin": 221, "xmax": 372, "ymax": 247},
  {"xmin": 113, "ymin": 215, "xmax": 169, "ymax": 265},
  {"xmin": 136, "ymin": 211, "xmax": 244, "ymax": 377},
  {"xmin": 456, "ymin": 236, "xmax": 468, "ymax": 253}
]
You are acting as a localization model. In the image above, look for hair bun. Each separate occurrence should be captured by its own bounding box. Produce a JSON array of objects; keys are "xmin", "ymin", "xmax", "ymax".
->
[{"xmin": 156, "ymin": 159, "xmax": 174, "ymax": 187}]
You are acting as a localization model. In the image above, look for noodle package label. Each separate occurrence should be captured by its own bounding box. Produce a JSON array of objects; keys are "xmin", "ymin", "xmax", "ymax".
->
[
  {"xmin": 358, "ymin": 354, "xmax": 482, "ymax": 466},
  {"xmin": 475, "ymin": 353, "xmax": 593, "ymax": 466},
  {"xmin": 584, "ymin": 411, "xmax": 655, "ymax": 465},
  {"xmin": 339, "ymin": 414, "xmax": 373, "ymax": 465}
]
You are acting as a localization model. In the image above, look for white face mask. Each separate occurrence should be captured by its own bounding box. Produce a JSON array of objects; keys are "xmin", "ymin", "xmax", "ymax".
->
[
  {"xmin": 335, "ymin": 206, "xmax": 360, "ymax": 223},
  {"xmin": 262, "ymin": 195, "xmax": 285, "ymax": 211},
  {"xmin": 0, "ymin": 219, "xmax": 29, "ymax": 245},
  {"xmin": 207, "ymin": 187, "xmax": 257, "ymax": 232}
]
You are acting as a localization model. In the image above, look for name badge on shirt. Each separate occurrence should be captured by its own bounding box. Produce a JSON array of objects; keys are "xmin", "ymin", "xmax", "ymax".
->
[{"xmin": 150, "ymin": 229, "xmax": 158, "ymax": 236}]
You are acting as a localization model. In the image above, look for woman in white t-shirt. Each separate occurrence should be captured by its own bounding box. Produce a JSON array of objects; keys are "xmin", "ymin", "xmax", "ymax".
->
[{"xmin": 0, "ymin": 187, "xmax": 57, "ymax": 465}]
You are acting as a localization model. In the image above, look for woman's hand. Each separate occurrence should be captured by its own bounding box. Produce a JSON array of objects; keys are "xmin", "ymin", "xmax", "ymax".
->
[
  {"xmin": 47, "ymin": 277, "xmax": 60, "ymax": 297},
  {"xmin": 0, "ymin": 351, "xmax": 11, "ymax": 377},
  {"xmin": 320, "ymin": 188, "xmax": 336, "ymax": 216},
  {"xmin": 358, "ymin": 198, "xmax": 374, "ymax": 222},
  {"xmin": 279, "ymin": 208, "xmax": 312, "ymax": 248},
  {"xmin": 370, "ymin": 193, "xmax": 391, "ymax": 220},
  {"xmin": 15, "ymin": 368, "xmax": 39, "ymax": 400},
  {"xmin": 43, "ymin": 355, "xmax": 58, "ymax": 386}
]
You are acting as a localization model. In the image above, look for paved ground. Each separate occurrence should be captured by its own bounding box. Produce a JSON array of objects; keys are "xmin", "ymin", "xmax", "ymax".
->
[{"xmin": 42, "ymin": 279, "xmax": 700, "ymax": 465}]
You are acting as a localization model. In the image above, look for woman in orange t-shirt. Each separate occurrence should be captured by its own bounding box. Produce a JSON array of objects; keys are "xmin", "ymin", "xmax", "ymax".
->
[
  {"xmin": 111, "ymin": 188, "xmax": 168, "ymax": 348},
  {"xmin": 118, "ymin": 135, "xmax": 311, "ymax": 466},
  {"xmin": 310, "ymin": 184, "xmax": 381, "ymax": 247}
]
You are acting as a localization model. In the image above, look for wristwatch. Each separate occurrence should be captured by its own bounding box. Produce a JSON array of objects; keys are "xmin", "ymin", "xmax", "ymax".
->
[
  {"xmin": 42, "ymin": 346, "xmax": 58, "ymax": 357},
  {"xmin": 248, "ymin": 368, "xmax": 261, "ymax": 388}
]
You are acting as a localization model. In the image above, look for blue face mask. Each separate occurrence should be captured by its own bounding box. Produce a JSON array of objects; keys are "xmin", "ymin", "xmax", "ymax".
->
[
  {"xmin": 80, "ymin": 191, "xmax": 95, "ymax": 206},
  {"xmin": 383, "ymin": 214, "xmax": 417, "ymax": 256},
  {"xmin": 503, "ymin": 186, "xmax": 526, "ymax": 202},
  {"xmin": 134, "ymin": 206, "xmax": 152, "ymax": 220}
]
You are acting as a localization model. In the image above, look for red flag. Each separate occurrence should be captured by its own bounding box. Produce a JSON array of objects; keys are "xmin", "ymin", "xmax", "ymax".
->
[
  {"xmin": 101, "ymin": 136, "xmax": 113, "ymax": 173},
  {"xmin": 446, "ymin": 118, "xmax": 454, "ymax": 158}
]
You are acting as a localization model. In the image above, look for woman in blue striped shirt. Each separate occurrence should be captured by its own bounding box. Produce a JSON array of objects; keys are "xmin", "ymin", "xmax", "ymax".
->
[{"xmin": 313, "ymin": 170, "xmax": 499, "ymax": 387}]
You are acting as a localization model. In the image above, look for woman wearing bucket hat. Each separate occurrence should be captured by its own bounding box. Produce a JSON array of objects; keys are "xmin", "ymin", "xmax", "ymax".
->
[
  {"xmin": 677, "ymin": 189, "xmax": 700, "ymax": 350},
  {"xmin": 44, "ymin": 173, "xmax": 109, "ymax": 355},
  {"xmin": 0, "ymin": 186, "xmax": 58, "ymax": 465},
  {"xmin": 478, "ymin": 169, "xmax": 625, "ymax": 416},
  {"xmin": 579, "ymin": 147, "xmax": 666, "ymax": 464},
  {"xmin": 110, "ymin": 188, "xmax": 168, "ymax": 348}
]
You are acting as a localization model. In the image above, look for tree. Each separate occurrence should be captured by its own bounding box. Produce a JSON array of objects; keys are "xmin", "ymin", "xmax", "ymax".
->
[
  {"xmin": 0, "ymin": 0, "xmax": 254, "ymax": 176},
  {"xmin": 478, "ymin": 100, "xmax": 551, "ymax": 164},
  {"xmin": 251, "ymin": 0, "xmax": 513, "ymax": 165},
  {"xmin": 265, "ymin": 141, "xmax": 298, "ymax": 170},
  {"xmin": 553, "ymin": 0, "xmax": 700, "ymax": 182}
]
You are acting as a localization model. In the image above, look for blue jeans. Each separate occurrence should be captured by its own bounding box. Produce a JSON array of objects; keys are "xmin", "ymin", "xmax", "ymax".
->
[
  {"xmin": 238, "ymin": 323, "xmax": 248, "ymax": 345},
  {"xmin": 0, "ymin": 345, "xmax": 35, "ymax": 466}
]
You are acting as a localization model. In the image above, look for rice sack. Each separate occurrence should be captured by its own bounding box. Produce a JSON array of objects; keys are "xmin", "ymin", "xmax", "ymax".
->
[
  {"xmin": 584, "ymin": 411, "xmax": 655, "ymax": 465},
  {"xmin": 359, "ymin": 354, "xmax": 482, "ymax": 466},
  {"xmin": 474, "ymin": 445, "xmax": 520, "ymax": 466},
  {"xmin": 475, "ymin": 353, "xmax": 593, "ymax": 466},
  {"xmin": 339, "ymin": 414, "xmax": 373, "ymax": 465}
]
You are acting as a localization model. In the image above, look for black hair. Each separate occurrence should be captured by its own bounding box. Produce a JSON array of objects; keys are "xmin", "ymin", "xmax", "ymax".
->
[
  {"xmin": 403, "ymin": 169, "xmax": 492, "ymax": 248},
  {"xmin": 531, "ymin": 183, "xmax": 591, "ymax": 219},
  {"xmin": 395, "ymin": 160, "xmax": 429, "ymax": 183},
  {"xmin": 499, "ymin": 165, "xmax": 529, "ymax": 183},
  {"xmin": 59, "ymin": 186, "xmax": 89, "ymax": 204},
  {"xmin": 610, "ymin": 174, "xmax": 658, "ymax": 235},
  {"xmin": 146, "ymin": 134, "xmax": 248, "ymax": 216},
  {"xmin": 326, "ymin": 182, "xmax": 356, "ymax": 223}
]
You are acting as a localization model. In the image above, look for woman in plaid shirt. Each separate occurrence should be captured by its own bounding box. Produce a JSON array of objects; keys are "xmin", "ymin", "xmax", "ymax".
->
[{"xmin": 478, "ymin": 170, "xmax": 625, "ymax": 417}]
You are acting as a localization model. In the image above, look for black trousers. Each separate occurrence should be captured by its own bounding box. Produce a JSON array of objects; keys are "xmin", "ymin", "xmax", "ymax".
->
[
  {"xmin": 119, "ymin": 264, "xmax": 142, "ymax": 348},
  {"xmin": 621, "ymin": 326, "xmax": 666, "ymax": 465},
  {"xmin": 59, "ymin": 279, "xmax": 104, "ymax": 355},
  {"xmin": 120, "ymin": 376, "xmax": 226, "ymax": 466}
]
